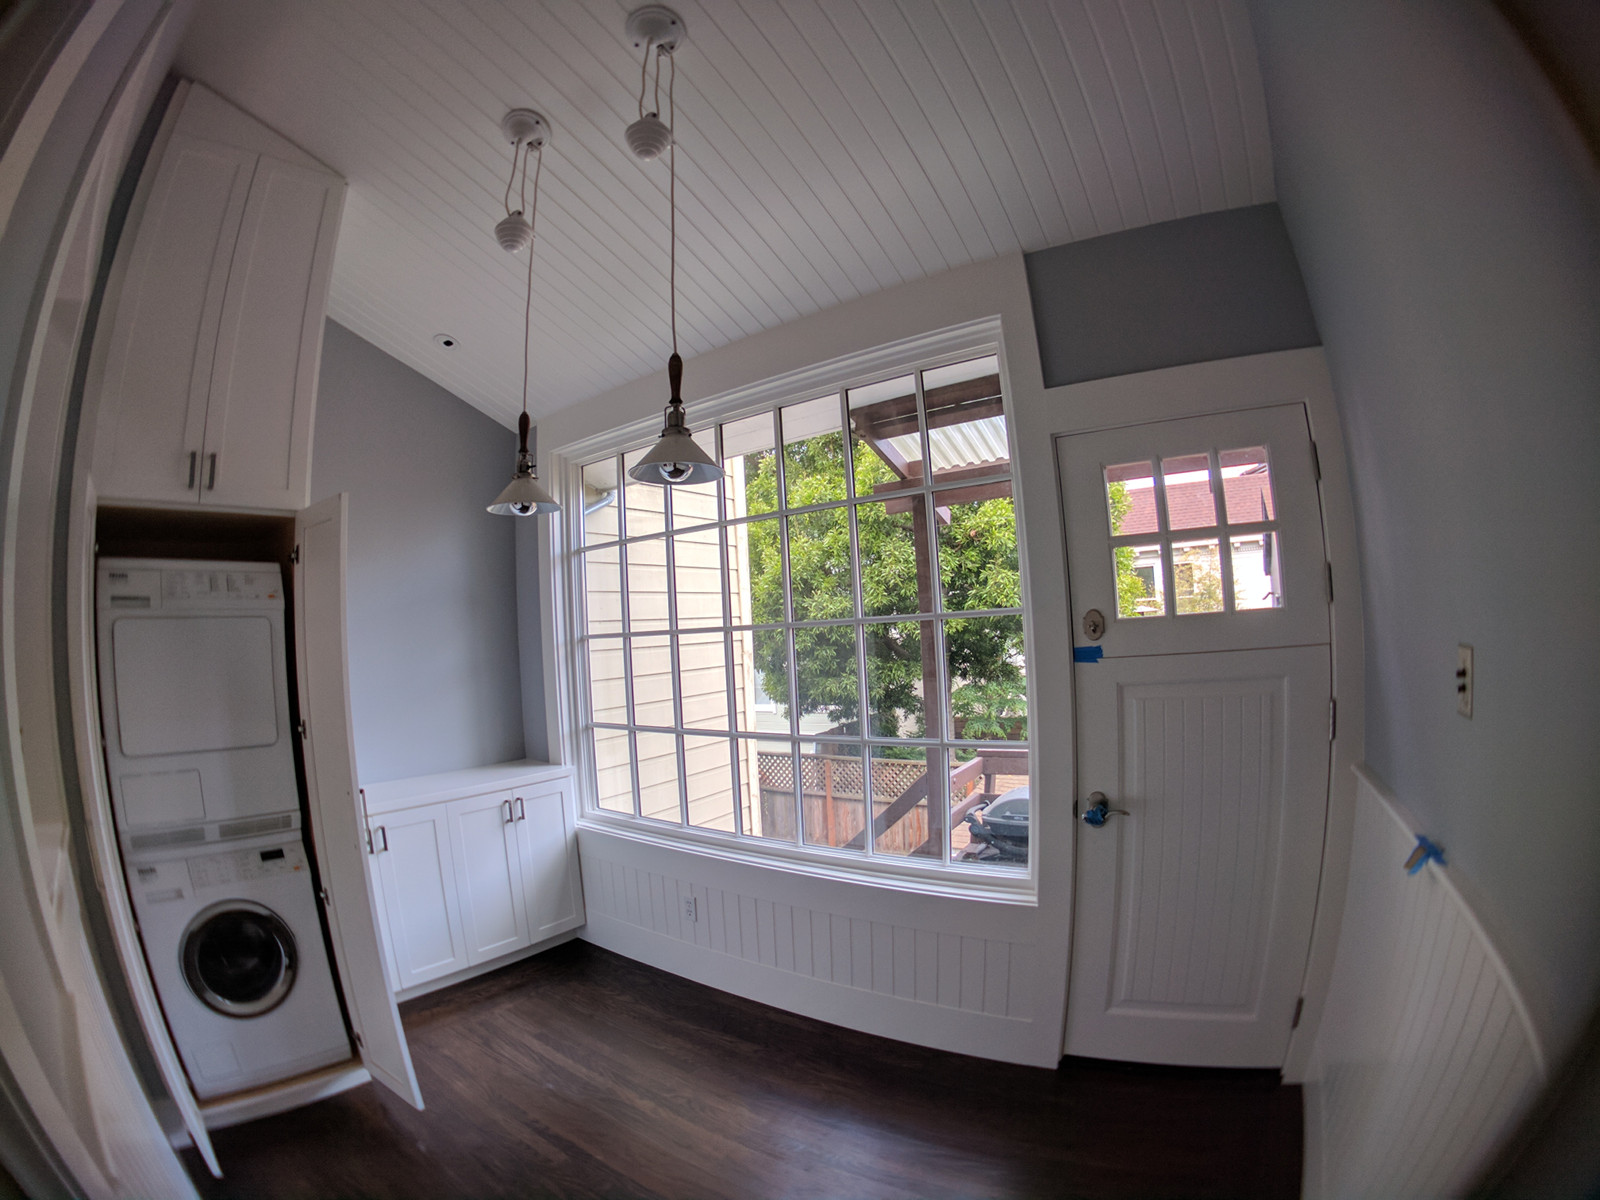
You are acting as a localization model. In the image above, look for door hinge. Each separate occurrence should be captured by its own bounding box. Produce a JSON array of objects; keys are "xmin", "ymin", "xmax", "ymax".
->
[
  {"xmin": 1329, "ymin": 698, "xmax": 1338, "ymax": 741},
  {"xmin": 318, "ymin": 888, "xmax": 330, "ymax": 908},
  {"xmin": 1292, "ymin": 996, "xmax": 1305, "ymax": 1029},
  {"xmin": 1310, "ymin": 441, "xmax": 1322, "ymax": 482},
  {"xmin": 1325, "ymin": 562, "xmax": 1335, "ymax": 603},
  {"xmin": 290, "ymin": 544, "xmax": 301, "ymax": 564},
  {"xmin": 298, "ymin": 719, "xmax": 308, "ymax": 739},
  {"xmin": 353, "ymin": 1031, "xmax": 364, "ymax": 1049}
]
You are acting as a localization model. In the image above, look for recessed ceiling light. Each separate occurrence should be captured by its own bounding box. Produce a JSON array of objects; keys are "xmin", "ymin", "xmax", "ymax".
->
[{"xmin": 433, "ymin": 333, "xmax": 459, "ymax": 349}]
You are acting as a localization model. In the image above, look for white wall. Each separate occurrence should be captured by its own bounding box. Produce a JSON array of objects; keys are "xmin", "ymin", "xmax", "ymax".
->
[
  {"xmin": 313, "ymin": 320, "xmax": 525, "ymax": 783},
  {"xmin": 1250, "ymin": 0, "xmax": 1600, "ymax": 1055}
]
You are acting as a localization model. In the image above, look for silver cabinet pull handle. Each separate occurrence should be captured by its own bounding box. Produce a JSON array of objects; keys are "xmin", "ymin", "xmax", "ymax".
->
[
  {"xmin": 503, "ymin": 799, "xmax": 514, "ymax": 824},
  {"xmin": 515, "ymin": 796, "xmax": 526, "ymax": 821},
  {"xmin": 206, "ymin": 452, "xmax": 217, "ymax": 490},
  {"xmin": 369, "ymin": 825, "xmax": 388, "ymax": 854},
  {"xmin": 187, "ymin": 451, "xmax": 198, "ymax": 489}
]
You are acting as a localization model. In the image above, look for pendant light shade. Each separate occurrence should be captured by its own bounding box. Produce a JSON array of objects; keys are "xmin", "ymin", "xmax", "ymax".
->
[
  {"xmin": 489, "ymin": 413, "xmax": 559, "ymax": 515},
  {"xmin": 628, "ymin": 353, "xmax": 719, "ymax": 485},
  {"xmin": 624, "ymin": 7, "xmax": 722, "ymax": 489}
]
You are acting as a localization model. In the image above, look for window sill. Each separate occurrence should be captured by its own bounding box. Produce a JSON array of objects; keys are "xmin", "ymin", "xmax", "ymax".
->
[{"xmin": 575, "ymin": 810, "xmax": 1039, "ymax": 906}]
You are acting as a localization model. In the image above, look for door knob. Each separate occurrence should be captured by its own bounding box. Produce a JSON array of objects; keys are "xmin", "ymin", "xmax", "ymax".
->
[{"xmin": 1080, "ymin": 791, "xmax": 1129, "ymax": 827}]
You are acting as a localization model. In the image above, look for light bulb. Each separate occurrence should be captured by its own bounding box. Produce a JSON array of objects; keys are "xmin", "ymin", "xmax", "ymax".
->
[{"xmin": 658, "ymin": 462, "xmax": 694, "ymax": 483}]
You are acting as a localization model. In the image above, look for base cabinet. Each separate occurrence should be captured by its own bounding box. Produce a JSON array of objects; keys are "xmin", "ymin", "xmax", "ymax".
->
[{"xmin": 363, "ymin": 764, "xmax": 582, "ymax": 994}]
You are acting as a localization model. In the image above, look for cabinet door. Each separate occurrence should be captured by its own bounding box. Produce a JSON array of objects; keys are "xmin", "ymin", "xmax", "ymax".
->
[
  {"xmin": 201, "ymin": 154, "xmax": 344, "ymax": 510},
  {"xmin": 447, "ymin": 790, "xmax": 530, "ymax": 965},
  {"xmin": 511, "ymin": 779, "xmax": 583, "ymax": 940},
  {"xmin": 92, "ymin": 134, "xmax": 254, "ymax": 504},
  {"xmin": 372, "ymin": 805, "xmax": 469, "ymax": 990}
]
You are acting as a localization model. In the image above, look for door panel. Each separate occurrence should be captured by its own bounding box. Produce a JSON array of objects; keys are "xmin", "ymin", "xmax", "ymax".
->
[
  {"xmin": 1065, "ymin": 648, "xmax": 1330, "ymax": 1066},
  {"xmin": 296, "ymin": 495, "xmax": 424, "ymax": 1107},
  {"xmin": 448, "ymin": 791, "xmax": 529, "ymax": 964},
  {"xmin": 375, "ymin": 807, "xmax": 468, "ymax": 986},
  {"xmin": 513, "ymin": 781, "xmax": 583, "ymax": 939}
]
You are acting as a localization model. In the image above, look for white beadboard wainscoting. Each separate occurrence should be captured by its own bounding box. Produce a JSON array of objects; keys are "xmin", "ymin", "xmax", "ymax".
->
[
  {"xmin": 1302, "ymin": 767, "xmax": 1547, "ymax": 1199},
  {"xmin": 577, "ymin": 828, "xmax": 1059, "ymax": 1067}
]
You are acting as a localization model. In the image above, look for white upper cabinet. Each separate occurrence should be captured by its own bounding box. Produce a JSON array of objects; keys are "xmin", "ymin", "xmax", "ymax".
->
[{"xmin": 92, "ymin": 83, "xmax": 344, "ymax": 511}]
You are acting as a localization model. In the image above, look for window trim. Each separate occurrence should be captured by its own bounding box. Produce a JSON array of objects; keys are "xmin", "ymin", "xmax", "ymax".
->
[{"xmin": 549, "ymin": 318, "xmax": 1040, "ymax": 899}]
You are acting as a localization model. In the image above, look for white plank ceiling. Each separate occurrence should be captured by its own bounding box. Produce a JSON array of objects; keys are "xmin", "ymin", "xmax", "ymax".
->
[{"xmin": 174, "ymin": 0, "xmax": 1274, "ymax": 427}]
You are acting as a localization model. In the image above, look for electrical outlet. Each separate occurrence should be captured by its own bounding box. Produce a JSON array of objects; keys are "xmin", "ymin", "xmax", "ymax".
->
[
  {"xmin": 682, "ymin": 895, "xmax": 698, "ymax": 923},
  {"xmin": 1457, "ymin": 644, "xmax": 1473, "ymax": 718}
]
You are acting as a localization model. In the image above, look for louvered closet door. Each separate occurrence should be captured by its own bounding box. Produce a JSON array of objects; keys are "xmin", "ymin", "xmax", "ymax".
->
[{"xmin": 1058, "ymin": 405, "xmax": 1332, "ymax": 1067}]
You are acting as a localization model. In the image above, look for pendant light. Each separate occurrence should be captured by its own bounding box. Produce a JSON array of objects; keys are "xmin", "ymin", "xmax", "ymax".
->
[
  {"xmin": 624, "ymin": 6, "xmax": 721, "ymax": 487},
  {"xmin": 488, "ymin": 108, "xmax": 560, "ymax": 515}
]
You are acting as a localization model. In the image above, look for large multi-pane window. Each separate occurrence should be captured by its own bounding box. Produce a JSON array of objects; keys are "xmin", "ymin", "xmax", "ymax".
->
[{"xmin": 574, "ymin": 353, "xmax": 1031, "ymax": 873}]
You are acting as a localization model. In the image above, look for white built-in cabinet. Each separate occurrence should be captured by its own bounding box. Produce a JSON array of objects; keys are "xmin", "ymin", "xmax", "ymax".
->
[
  {"xmin": 90, "ymin": 82, "xmax": 343, "ymax": 511},
  {"xmin": 362, "ymin": 764, "xmax": 583, "ymax": 995}
]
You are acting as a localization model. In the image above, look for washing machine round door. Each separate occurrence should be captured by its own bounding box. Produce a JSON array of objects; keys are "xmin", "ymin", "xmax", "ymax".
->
[{"xmin": 181, "ymin": 900, "xmax": 298, "ymax": 1017}]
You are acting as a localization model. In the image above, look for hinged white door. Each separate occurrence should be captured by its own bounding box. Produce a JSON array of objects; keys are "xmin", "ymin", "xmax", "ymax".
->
[
  {"xmin": 92, "ymin": 134, "xmax": 255, "ymax": 504},
  {"xmin": 447, "ymin": 790, "xmax": 530, "ymax": 965},
  {"xmin": 372, "ymin": 805, "xmax": 470, "ymax": 987},
  {"xmin": 1058, "ymin": 406, "xmax": 1332, "ymax": 1067},
  {"xmin": 295, "ymin": 495, "xmax": 423, "ymax": 1108},
  {"xmin": 202, "ymin": 156, "xmax": 343, "ymax": 509},
  {"xmin": 511, "ymin": 778, "xmax": 583, "ymax": 939}
]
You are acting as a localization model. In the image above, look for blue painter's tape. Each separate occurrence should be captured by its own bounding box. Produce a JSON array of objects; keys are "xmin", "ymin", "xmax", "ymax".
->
[
  {"xmin": 1073, "ymin": 645, "xmax": 1104, "ymax": 663},
  {"xmin": 1404, "ymin": 835, "xmax": 1447, "ymax": 874}
]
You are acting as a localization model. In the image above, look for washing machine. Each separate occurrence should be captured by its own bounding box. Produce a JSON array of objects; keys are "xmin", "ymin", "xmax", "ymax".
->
[
  {"xmin": 97, "ymin": 558, "xmax": 352, "ymax": 1099},
  {"xmin": 124, "ymin": 828, "xmax": 352, "ymax": 1098}
]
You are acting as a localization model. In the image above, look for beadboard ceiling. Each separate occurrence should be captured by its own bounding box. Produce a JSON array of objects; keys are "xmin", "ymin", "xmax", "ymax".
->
[{"xmin": 174, "ymin": 1, "xmax": 1274, "ymax": 428}]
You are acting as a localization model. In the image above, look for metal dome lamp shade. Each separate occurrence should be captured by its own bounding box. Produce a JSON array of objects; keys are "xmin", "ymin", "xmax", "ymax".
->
[
  {"xmin": 624, "ymin": 6, "xmax": 721, "ymax": 488},
  {"xmin": 488, "ymin": 108, "xmax": 559, "ymax": 516}
]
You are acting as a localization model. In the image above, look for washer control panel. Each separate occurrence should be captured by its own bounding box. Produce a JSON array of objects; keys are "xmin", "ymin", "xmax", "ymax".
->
[{"xmin": 188, "ymin": 843, "xmax": 308, "ymax": 891}]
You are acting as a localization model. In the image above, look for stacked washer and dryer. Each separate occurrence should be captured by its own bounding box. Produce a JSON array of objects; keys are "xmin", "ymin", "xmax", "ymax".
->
[{"xmin": 96, "ymin": 558, "xmax": 352, "ymax": 1100}]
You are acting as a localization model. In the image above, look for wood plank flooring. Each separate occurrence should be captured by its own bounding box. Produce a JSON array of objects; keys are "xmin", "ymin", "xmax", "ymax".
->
[{"xmin": 184, "ymin": 941, "xmax": 1301, "ymax": 1198}]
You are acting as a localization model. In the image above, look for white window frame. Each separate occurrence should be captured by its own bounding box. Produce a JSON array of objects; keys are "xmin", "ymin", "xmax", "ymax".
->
[{"xmin": 549, "ymin": 319, "xmax": 1039, "ymax": 899}]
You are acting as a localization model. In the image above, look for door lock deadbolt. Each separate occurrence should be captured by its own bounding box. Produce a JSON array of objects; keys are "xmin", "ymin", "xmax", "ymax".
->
[{"xmin": 1083, "ymin": 609, "xmax": 1106, "ymax": 640}]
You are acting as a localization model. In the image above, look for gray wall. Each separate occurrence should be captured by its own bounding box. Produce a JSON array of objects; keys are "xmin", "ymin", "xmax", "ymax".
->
[
  {"xmin": 1024, "ymin": 203, "xmax": 1319, "ymax": 387},
  {"xmin": 1250, "ymin": 0, "xmax": 1600, "ymax": 1052},
  {"xmin": 313, "ymin": 320, "xmax": 524, "ymax": 783}
]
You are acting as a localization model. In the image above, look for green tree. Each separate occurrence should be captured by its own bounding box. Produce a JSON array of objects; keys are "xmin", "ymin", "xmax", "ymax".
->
[
  {"xmin": 744, "ymin": 434, "xmax": 1025, "ymax": 739},
  {"xmin": 1109, "ymin": 480, "xmax": 1156, "ymax": 617}
]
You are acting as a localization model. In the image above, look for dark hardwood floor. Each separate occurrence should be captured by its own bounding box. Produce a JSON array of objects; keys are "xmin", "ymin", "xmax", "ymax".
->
[{"xmin": 184, "ymin": 941, "xmax": 1301, "ymax": 1199}]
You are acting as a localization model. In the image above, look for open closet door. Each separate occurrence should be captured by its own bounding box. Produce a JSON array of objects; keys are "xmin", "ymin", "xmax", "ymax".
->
[{"xmin": 294, "ymin": 494, "xmax": 424, "ymax": 1108}]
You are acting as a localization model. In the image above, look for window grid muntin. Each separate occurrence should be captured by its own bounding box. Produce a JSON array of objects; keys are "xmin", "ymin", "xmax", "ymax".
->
[{"xmin": 576, "ymin": 349, "xmax": 1026, "ymax": 872}]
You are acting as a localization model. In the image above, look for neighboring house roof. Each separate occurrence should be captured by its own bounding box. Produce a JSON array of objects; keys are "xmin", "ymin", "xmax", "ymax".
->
[{"xmin": 1120, "ymin": 470, "xmax": 1274, "ymax": 535}]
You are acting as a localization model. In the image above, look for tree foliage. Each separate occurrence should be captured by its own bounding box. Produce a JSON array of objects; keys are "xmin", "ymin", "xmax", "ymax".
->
[{"xmin": 743, "ymin": 433, "xmax": 1025, "ymax": 740}]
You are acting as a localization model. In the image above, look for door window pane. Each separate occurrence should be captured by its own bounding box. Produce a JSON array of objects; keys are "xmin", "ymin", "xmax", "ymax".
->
[
  {"xmin": 1114, "ymin": 543, "xmax": 1165, "ymax": 618},
  {"xmin": 672, "ymin": 527, "xmax": 724, "ymax": 628},
  {"xmin": 944, "ymin": 615, "xmax": 1027, "ymax": 741},
  {"xmin": 866, "ymin": 620, "xmax": 931, "ymax": 738},
  {"xmin": 582, "ymin": 457, "xmax": 620, "ymax": 544},
  {"xmin": 922, "ymin": 356, "xmax": 1008, "ymax": 484},
  {"xmin": 848, "ymin": 374, "xmax": 919, "ymax": 490},
  {"xmin": 802, "ymin": 746, "xmax": 866, "ymax": 852},
  {"xmin": 625, "ymin": 537, "xmax": 669, "ymax": 631},
  {"xmin": 936, "ymin": 481, "xmax": 1018, "ymax": 612},
  {"xmin": 583, "ymin": 546, "xmax": 622, "ymax": 634},
  {"xmin": 1230, "ymin": 533, "xmax": 1282, "ymax": 610},
  {"xmin": 745, "ymin": 738, "xmax": 798, "ymax": 843},
  {"xmin": 622, "ymin": 447, "xmax": 667, "ymax": 538},
  {"xmin": 872, "ymin": 745, "xmax": 942, "ymax": 860},
  {"xmin": 634, "ymin": 730, "xmax": 681, "ymax": 824},
  {"xmin": 786, "ymin": 507, "xmax": 854, "ymax": 622},
  {"xmin": 668, "ymin": 429, "xmax": 720, "ymax": 529},
  {"xmin": 1222, "ymin": 447, "xmax": 1276, "ymax": 523},
  {"xmin": 721, "ymin": 412, "xmax": 778, "ymax": 520},
  {"xmin": 586, "ymin": 638, "xmax": 627, "ymax": 725},
  {"xmin": 593, "ymin": 728, "xmax": 634, "ymax": 814},
  {"xmin": 1173, "ymin": 539, "xmax": 1225, "ymax": 614},
  {"xmin": 677, "ymin": 632, "xmax": 731, "ymax": 731},
  {"xmin": 683, "ymin": 734, "xmax": 736, "ymax": 832},
  {"xmin": 629, "ymin": 635, "xmax": 676, "ymax": 728},
  {"xmin": 1105, "ymin": 462, "xmax": 1159, "ymax": 536},
  {"xmin": 951, "ymin": 746, "xmax": 1031, "ymax": 867},
  {"xmin": 855, "ymin": 497, "xmax": 931, "ymax": 618},
  {"xmin": 781, "ymin": 395, "xmax": 847, "ymax": 507},
  {"xmin": 1161, "ymin": 453, "xmax": 1216, "ymax": 529}
]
